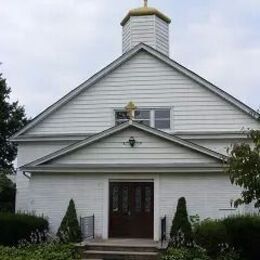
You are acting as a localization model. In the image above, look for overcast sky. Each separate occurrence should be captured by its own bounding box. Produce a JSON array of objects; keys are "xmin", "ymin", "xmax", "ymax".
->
[{"xmin": 0, "ymin": 0, "xmax": 259, "ymax": 118}]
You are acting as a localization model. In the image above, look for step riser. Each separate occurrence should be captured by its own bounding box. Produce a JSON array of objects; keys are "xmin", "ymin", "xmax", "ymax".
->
[
  {"xmin": 87, "ymin": 245, "xmax": 158, "ymax": 252},
  {"xmin": 84, "ymin": 253, "xmax": 159, "ymax": 260}
]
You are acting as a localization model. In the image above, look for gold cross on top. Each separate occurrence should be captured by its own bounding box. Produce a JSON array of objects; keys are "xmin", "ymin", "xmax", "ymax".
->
[
  {"xmin": 144, "ymin": 0, "xmax": 148, "ymax": 7},
  {"xmin": 125, "ymin": 101, "xmax": 136, "ymax": 120}
]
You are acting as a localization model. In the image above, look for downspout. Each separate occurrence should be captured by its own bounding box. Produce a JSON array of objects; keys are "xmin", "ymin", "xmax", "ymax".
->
[{"xmin": 23, "ymin": 171, "xmax": 31, "ymax": 179}]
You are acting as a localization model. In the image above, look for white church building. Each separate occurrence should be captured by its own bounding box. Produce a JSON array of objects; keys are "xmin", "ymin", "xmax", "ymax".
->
[{"xmin": 12, "ymin": 2, "xmax": 260, "ymax": 241}]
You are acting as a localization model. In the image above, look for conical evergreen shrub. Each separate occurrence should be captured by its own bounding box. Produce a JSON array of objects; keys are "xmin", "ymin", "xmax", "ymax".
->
[
  {"xmin": 170, "ymin": 197, "xmax": 193, "ymax": 247},
  {"xmin": 57, "ymin": 199, "xmax": 81, "ymax": 243}
]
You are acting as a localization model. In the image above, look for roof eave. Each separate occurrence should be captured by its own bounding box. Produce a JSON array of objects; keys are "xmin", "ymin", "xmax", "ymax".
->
[
  {"xmin": 121, "ymin": 8, "xmax": 171, "ymax": 26},
  {"xmin": 21, "ymin": 163, "xmax": 226, "ymax": 174}
]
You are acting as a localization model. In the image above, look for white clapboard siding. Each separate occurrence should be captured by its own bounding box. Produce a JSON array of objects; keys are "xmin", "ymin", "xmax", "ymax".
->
[
  {"xmin": 29, "ymin": 173, "xmax": 105, "ymax": 235},
  {"xmin": 49, "ymin": 128, "xmax": 218, "ymax": 165},
  {"xmin": 155, "ymin": 16, "xmax": 169, "ymax": 55},
  {"xmin": 122, "ymin": 15, "xmax": 169, "ymax": 55},
  {"xmin": 16, "ymin": 141, "xmax": 74, "ymax": 212},
  {"xmin": 159, "ymin": 173, "xmax": 242, "ymax": 239},
  {"xmin": 192, "ymin": 139, "xmax": 246, "ymax": 155},
  {"xmin": 27, "ymin": 51, "xmax": 259, "ymax": 136},
  {"xmin": 28, "ymin": 172, "xmax": 242, "ymax": 237}
]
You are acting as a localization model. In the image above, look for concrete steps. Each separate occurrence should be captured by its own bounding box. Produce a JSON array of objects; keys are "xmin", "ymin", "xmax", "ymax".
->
[
  {"xmin": 84, "ymin": 249, "xmax": 159, "ymax": 259},
  {"xmin": 80, "ymin": 239, "xmax": 161, "ymax": 260}
]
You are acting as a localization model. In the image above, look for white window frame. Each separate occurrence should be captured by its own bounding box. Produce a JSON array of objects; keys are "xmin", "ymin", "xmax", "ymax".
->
[{"xmin": 114, "ymin": 107, "xmax": 172, "ymax": 130}]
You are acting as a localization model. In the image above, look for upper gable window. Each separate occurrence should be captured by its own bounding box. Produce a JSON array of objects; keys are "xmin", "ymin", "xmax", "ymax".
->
[{"xmin": 115, "ymin": 108, "xmax": 171, "ymax": 130}]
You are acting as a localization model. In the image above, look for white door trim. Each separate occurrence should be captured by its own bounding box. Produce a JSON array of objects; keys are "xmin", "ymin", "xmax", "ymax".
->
[{"xmin": 102, "ymin": 174, "xmax": 159, "ymax": 241}]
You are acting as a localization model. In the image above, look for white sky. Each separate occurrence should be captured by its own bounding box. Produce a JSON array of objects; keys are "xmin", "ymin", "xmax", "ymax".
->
[{"xmin": 0, "ymin": 0, "xmax": 259, "ymax": 117}]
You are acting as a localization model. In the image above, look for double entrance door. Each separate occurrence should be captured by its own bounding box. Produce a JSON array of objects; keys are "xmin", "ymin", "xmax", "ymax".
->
[{"xmin": 109, "ymin": 182, "xmax": 154, "ymax": 238}]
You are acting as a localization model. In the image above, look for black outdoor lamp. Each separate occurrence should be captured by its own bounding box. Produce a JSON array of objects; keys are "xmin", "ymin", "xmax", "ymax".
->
[
  {"xmin": 129, "ymin": 136, "xmax": 136, "ymax": 147},
  {"xmin": 123, "ymin": 136, "xmax": 142, "ymax": 148}
]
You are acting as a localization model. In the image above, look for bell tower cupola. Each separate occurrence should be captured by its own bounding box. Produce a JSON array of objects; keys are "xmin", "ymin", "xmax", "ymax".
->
[{"xmin": 121, "ymin": 0, "xmax": 171, "ymax": 56}]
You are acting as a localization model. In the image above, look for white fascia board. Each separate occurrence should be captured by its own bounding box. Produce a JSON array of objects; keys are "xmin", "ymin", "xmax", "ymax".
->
[
  {"xmin": 22, "ymin": 163, "xmax": 226, "ymax": 174},
  {"xmin": 13, "ymin": 131, "xmax": 249, "ymax": 143}
]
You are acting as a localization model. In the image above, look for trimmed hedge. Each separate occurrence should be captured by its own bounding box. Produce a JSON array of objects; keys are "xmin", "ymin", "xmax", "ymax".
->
[
  {"xmin": 170, "ymin": 197, "xmax": 193, "ymax": 246},
  {"xmin": 57, "ymin": 199, "xmax": 81, "ymax": 243},
  {"xmin": 194, "ymin": 219, "xmax": 229, "ymax": 258},
  {"xmin": 223, "ymin": 215, "xmax": 260, "ymax": 260},
  {"xmin": 0, "ymin": 174, "xmax": 16, "ymax": 213},
  {"xmin": 0, "ymin": 213, "xmax": 49, "ymax": 246},
  {"xmin": 194, "ymin": 215, "xmax": 260, "ymax": 260}
]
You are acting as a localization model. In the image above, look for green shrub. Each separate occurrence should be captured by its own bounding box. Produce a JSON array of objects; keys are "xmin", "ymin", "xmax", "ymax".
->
[
  {"xmin": 161, "ymin": 246, "xmax": 209, "ymax": 260},
  {"xmin": 0, "ymin": 212, "xmax": 48, "ymax": 246},
  {"xmin": 194, "ymin": 219, "xmax": 229, "ymax": 258},
  {"xmin": 170, "ymin": 197, "xmax": 193, "ymax": 247},
  {"xmin": 223, "ymin": 215, "xmax": 260, "ymax": 260},
  {"xmin": 194, "ymin": 215, "xmax": 260, "ymax": 260},
  {"xmin": 216, "ymin": 246, "xmax": 240, "ymax": 260},
  {"xmin": 0, "ymin": 243, "xmax": 80, "ymax": 260},
  {"xmin": 57, "ymin": 199, "xmax": 81, "ymax": 243}
]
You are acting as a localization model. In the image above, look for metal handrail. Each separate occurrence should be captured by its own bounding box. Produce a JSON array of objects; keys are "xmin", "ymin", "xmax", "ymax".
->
[
  {"xmin": 161, "ymin": 215, "xmax": 167, "ymax": 246},
  {"xmin": 80, "ymin": 214, "xmax": 95, "ymax": 240}
]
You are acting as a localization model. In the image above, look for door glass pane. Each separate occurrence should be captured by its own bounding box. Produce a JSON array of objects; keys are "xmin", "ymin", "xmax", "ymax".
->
[
  {"xmin": 135, "ymin": 186, "xmax": 142, "ymax": 212},
  {"xmin": 122, "ymin": 186, "xmax": 129, "ymax": 213},
  {"xmin": 112, "ymin": 185, "xmax": 119, "ymax": 213},
  {"xmin": 145, "ymin": 186, "xmax": 152, "ymax": 213}
]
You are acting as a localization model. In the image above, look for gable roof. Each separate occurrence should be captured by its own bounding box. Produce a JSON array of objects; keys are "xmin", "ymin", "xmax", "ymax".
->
[
  {"xmin": 21, "ymin": 120, "xmax": 227, "ymax": 171},
  {"xmin": 11, "ymin": 43, "xmax": 260, "ymax": 140}
]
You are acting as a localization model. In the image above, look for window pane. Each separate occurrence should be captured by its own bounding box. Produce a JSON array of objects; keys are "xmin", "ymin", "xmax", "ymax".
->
[
  {"xmin": 155, "ymin": 119, "xmax": 170, "ymax": 129},
  {"xmin": 116, "ymin": 111, "xmax": 128, "ymax": 120},
  {"xmin": 137, "ymin": 119, "xmax": 150, "ymax": 126},
  {"xmin": 135, "ymin": 110, "xmax": 150, "ymax": 119},
  {"xmin": 155, "ymin": 109, "xmax": 170, "ymax": 119},
  {"xmin": 115, "ymin": 111, "xmax": 128, "ymax": 125}
]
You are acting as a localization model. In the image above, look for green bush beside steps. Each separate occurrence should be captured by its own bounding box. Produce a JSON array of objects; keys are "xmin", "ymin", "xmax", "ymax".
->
[
  {"xmin": 165, "ymin": 197, "xmax": 260, "ymax": 260},
  {"xmin": 194, "ymin": 215, "xmax": 260, "ymax": 260},
  {"xmin": 164, "ymin": 214, "xmax": 260, "ymax": 260},
  {"xmin": 0, "ymin": 212, "xmax": 48, "ymax": 246}
]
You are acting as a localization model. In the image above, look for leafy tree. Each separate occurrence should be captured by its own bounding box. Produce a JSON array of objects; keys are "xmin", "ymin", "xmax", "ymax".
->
[
  {"xmin": 0, "ymin": 72, "xmax": 28, "ymax": 174},
  {"xmin": 227, "ymin": 129, "xmax": 260, "ymax": 210},
  {"xmin": 170, "ymin": 197, "xmax": 193, "ymax": 247},
  {"xmin": 0, "ymin": 174, "xmax": 16, "ymax": 212},
  {"xmin": 57, "ymin": 199, "xmax": 82, "ymax": 243}
]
